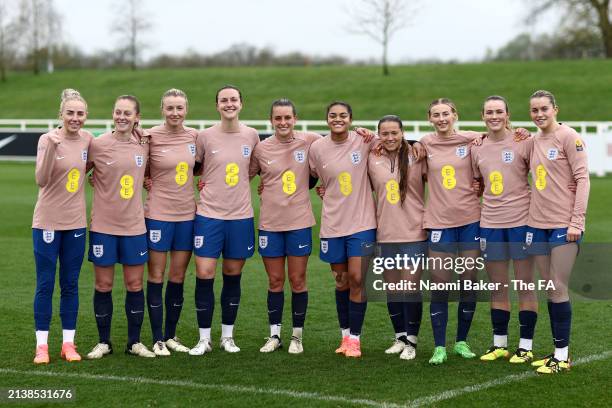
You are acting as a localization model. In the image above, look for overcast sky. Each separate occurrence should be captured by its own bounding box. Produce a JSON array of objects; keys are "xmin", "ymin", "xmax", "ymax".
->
[{"xmin": 53, "ymin": 0, "xmax": 555, "ymax": 63}]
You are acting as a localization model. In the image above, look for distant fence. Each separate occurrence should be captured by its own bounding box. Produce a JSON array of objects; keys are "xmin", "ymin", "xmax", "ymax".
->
[{"xmin": 1, "ymin": 119, "xmax": 611, "ymax": 176}]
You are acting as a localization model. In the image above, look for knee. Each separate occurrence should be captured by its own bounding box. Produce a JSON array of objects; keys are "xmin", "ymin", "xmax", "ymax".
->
[
  {"xmin": 289, "ymin": 277, "xmax": 306, "ymax": 293},
  {"xmin": 268, "ymin": 276, "xmax": 285, "ymax": 292}
]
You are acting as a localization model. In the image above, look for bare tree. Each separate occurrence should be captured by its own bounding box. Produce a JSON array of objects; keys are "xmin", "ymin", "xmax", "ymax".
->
[
  {"xmin": 15, "ymin": 0, "xmax": 60, "ymax": 75},
  {"xmin": 347, "ymin": 0, "xmax": 417, "ymax": 75},
  {"xmin": 526, "ymin": 0, "xmax": 611, "ymax": 58},
  {"xmin": 0, "ymin": 1, "xmax": 15, "ymax": 82},
  {"xmin": 111, "ymin": 0, "xmax": 152, "ymax": 70}
]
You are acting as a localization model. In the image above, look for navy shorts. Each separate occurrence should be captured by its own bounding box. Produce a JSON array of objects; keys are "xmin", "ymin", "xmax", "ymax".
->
[
  {"xmin": 480, "ymin": 226, "xmax": 529, "ymax": 261},
  {"xmin": 88, "ymin": 231, "xmax": 148, "ymax": 266},
  {"xmin": 146, "ymin": 218, "xmax": 194, "ymax": 252},
  {"xmin": 193, "ymin": 215, "xmax": 255, "ymax": 259},
  {"xmin": 258, "ymin": 227, "xmax": 312, "ymax": 257},
  {"xmin": 428, "ymin": 221, "xmax": 480, "ymax": 253},
  {"xmin": 525, "ymin": 227, "xmax": 583, "ymax": 256},
  {"xmin": 320, "ymin": 229, "xmax": 376, "ymax": 264}
]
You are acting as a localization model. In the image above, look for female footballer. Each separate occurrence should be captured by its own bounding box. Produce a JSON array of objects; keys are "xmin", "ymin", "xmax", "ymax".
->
[
  {"xmin": 189, "ymin": 85, "xmax": 259, "ymax": 356},
  {"xmin": 471, "ymin": 96, "xmax": 538, "ymax": 364},
  {"xmin": 248, "ymin": 99, "xmax": 321, "ymax": 354},
  {"xmin": 526, "ymin": 90, "xmax": 589, "ymax": 374},
  {"xmin": 32, "ymin": 89, "xmax": 93, "ymax": 364},
  {"xmin": 86, "ymin": 95, "xmax": 155, "ymax": 359},
  {"xmin": 420, "ymin": 98, "xmax": 484, "ymax": 365},
  {"xmin": 367, "ymin": 115, "xmax": 427, "ymax": 361},
  {"xmin": 142, "ymin": 89, "xmax": 197, "ymax": 356},
  {"xmin": 308, "ymin": 101, "xmax": 377, "ymax": 358}
]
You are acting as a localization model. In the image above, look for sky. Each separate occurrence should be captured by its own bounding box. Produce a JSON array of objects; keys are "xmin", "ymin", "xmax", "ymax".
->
[{"xmin": 51, "ymin": 0, "xmax": 556, "ymax": 63}]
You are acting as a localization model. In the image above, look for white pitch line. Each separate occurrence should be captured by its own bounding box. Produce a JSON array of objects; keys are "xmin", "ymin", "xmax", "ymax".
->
[
  {"xmin": 0, "ymin": 368, "xmax": 401, "ymax": 408},
  {"xmin": 406, "ymin": 350, "xmax": 612, "ymax": 407}
]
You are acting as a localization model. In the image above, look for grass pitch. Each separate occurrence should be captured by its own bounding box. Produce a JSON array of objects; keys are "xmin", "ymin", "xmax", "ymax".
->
[{"xmin": 0, "ymin": 162, "xmax": 611, "ymax": 407}]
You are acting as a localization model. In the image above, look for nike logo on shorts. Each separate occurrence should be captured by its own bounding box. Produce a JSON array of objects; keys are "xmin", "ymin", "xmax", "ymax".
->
[
  {"xmin": 140, "ymin": 251, "xmax": 148, "ymax": 256},
  {"xmin": 298, "ymin": 244, "xmax": 309, "ymax": 249},
  {"xmin": 74, "ymin": 233, "xmax": 84, "ymax": 238},
  {"xmin": 474, "ymin": 236, "xmax": 480, "ymax": 241},
  {"xmin": 247, "ymin": 246, "xmax": 254, "ymax": 250},
  {"xmin": 557, "ymin": 234, "xmax": 566, "ymax": 238}
]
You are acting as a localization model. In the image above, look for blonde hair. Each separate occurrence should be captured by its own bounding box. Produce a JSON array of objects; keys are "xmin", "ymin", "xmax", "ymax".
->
[
  {"xmin": 161, "ymin": 88, "xmax": 188, "ymax": 110},
  {"xmin": 59, "ymin": 88, "xmax": 87, "ymax": 115},
  {"xmin": 530, "ymin": 89, "xmax": 557, "ymax": 108}
]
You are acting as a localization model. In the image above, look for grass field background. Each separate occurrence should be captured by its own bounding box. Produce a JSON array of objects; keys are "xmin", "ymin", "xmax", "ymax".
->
[
  {"xmin": 0, "ymin": 159, "xmax": 611, "ymax": 407},
  {"xmin": 1, "ymin": 60, "xmax": 611, "ymax": 121}
]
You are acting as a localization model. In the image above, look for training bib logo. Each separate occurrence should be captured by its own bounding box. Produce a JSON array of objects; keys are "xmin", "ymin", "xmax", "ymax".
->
[
  {"xmin": 294, "ymin": 150, "xmax": 306, "ymax": 163},
  {"xmin": 430, "ymin": 231, "xmax": 442, "ymax": 243},
  {"xmin": 93, "ymin": 244, "xmax": 104, "ymax": 258},
  {"xmin": 135, "ymin": 155, "xmax": 144, "ymax": 167},
  {"xmin": 350, "ymin": 151, "xmax": 361, "ymax": 165},
  {"xmin": 502, "ymin": 150, "xmax": 514, "ymax": 164},
  {"xmin": 456, "ymin": 145, "xmax": 468, "ymax": 158},
  {"xmin": 194, "ymin": 236, "xmax": 204, "ymax": 249},
  {"xmin": 321, "ymin": 240, "xmax": 329, "ymax": 254},
  {"xmin": 149, "ymin": 230, "xmax": 161, "ymax": 244},
  {"xmin": 188, "ymin": 144, "xmax": 196, "ymax": 156},
  {"xmin": 547, "ymin": 148, "xmax": 558, "ymax": 160},
  {"xmin": 241, "ymin": 145, "xmax": 251, "ymax": 158},
  {"xmin": 42, "ymin": 230, "xmax": 55, "ymax": 244},
  {"xmin": 81, "ymin": 150, "xmax": 88, "ymax": 162},
  {"xmin": 259, "ymin": 235, "xmax": 268, "ymax": 249}
]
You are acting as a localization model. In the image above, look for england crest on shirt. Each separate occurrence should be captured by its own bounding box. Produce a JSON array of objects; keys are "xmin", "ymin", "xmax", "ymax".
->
[
  {"xmin": 93, "ymin": 244, "xmax": 104, "ymax": 258},
  {"xmin": 259, "ymin": 235, "xmax": 268, "ymax": 249},
  {"xmin": 501, "ymin": 150, "xmax": 514, "ymax": 163},
  {"xmin": 547, "ymin": 148, "xmax": 558, "ymax": 160},
  {"xmin": 81, "ymin": 149, "xmax": 88, "ymax": 162},
  {"xmin": 149, "ymin": 230, "xmax": 161, "ymax": 243},
  {"xmin": 456, "ymin": 145, "xmax": 468, "ymax": 158},
  {"xmin": 194, "ymin": 236, "xmax": 204, "ymax": 249},
  {"xmin": 188, "ymin": 144, "xmax": 196, "ymax": 156},
  {"xmin": 321, "ymin": 240, "xmax": 329, "ymax": 254},
  {"xmin": 241, "ymin": 145, "xmax": 251, "ymax": 158},
  {"xmin": 350, "ymin": 151, "xmax": 361, "ymax": 165},
  {"xmin": 294, "ymin": 150, "xmax": 306, "ymax": 163},
  {"xmin": 42, "ymin": 230, "xmax": 55, "ymax": 244},
  {"xmin": 135, "ymin": 155, "xmax": 144, "ymax": 167}
]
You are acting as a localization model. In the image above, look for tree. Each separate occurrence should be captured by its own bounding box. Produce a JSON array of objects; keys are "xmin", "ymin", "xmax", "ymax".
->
[
  {"xmin": 15, "ymin": 0, "xmax": 60, "ymax": 75},
  {"xmin": 346, "ymin": 0, "xmax": 417, "ymax": 75},
  {"xmin": 0, "ymin": 1, "xmax": 15, "ymax": 82},
  {"xmin": 526, "ymin": 0, "xmax": 611, "ymax": 58},
  {"xmin": 111, "ymin": 0, "xmax": 152, "ymax": 70}
]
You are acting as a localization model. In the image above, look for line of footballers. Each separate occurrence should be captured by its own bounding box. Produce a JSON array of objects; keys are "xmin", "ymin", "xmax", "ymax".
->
[{"xmin": 31, "ymin": 87, "xmax": 588, "ymax": 375}]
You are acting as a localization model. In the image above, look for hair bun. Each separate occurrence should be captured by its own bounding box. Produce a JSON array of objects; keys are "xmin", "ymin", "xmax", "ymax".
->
[{"xmin": 61, "ymin": 88, "xmax": 81, "ymax": 101}]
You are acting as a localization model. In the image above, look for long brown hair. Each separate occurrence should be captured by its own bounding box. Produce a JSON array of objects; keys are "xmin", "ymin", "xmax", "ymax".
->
[{"xmin": 378, "ymin": 115, "xmax": 410, "ymax": 206}]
